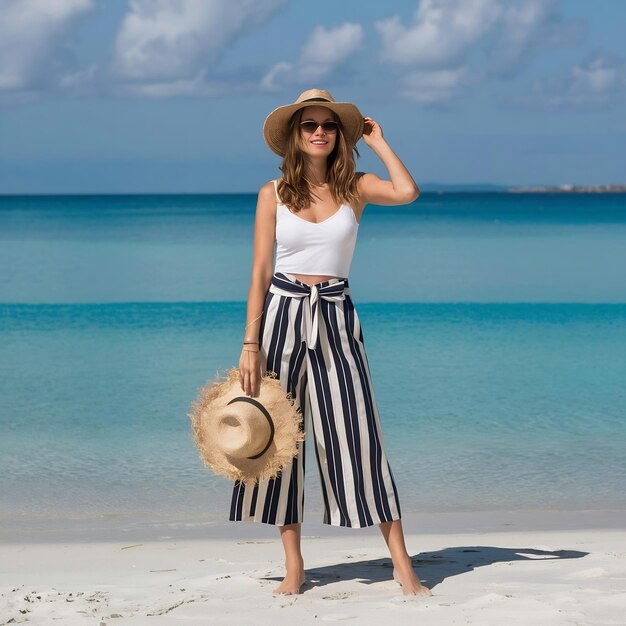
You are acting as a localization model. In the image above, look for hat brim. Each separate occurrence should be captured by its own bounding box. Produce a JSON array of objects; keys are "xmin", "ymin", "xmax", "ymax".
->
[
  {"xmin": 188, "ymin": 368, "xmax": 304, "ymax": 485},
  {"xmin": 263, "ymin": 100, "xmax": 364, "ymax": 157}
]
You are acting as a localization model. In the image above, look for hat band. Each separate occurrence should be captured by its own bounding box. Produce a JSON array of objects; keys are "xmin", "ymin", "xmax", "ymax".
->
[
  {"xmin": 226, "ymin": 396, "xmax": 275, "ymax": 460},
  {"xmin": 301, "ymin": 97, "xmax": 331, "ymax": 103}
]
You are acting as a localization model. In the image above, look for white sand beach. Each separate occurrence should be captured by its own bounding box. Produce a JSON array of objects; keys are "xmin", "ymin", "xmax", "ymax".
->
[{"xmin": 2, "ymin": 511, "xmax": 626, "ymax": 625}]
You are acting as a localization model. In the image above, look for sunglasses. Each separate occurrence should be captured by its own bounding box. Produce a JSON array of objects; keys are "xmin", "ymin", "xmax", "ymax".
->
[{"xmin": 300, "ymin": 120, "xmax": 339, "ymax": 133}]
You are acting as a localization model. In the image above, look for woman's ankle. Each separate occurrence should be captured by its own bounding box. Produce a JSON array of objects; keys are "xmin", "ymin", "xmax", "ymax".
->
[
  {"xmin": 392, "ymin": 552, "xmax": 412, "ymax": 569},
  {"xmin": 285, "ymin": 554, "xmax": 304, "ymax": 566}
]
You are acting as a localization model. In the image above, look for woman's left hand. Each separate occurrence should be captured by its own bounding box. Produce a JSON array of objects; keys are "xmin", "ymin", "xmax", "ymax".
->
[{"xmin": 361, "ymin": 116, "xmax": 384, "ymax": 147}]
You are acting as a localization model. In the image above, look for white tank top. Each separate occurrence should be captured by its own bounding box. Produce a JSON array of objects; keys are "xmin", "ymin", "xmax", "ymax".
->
[{"xmin": 273, "ymin": 179, "xmax": 359, "ymax": 278}]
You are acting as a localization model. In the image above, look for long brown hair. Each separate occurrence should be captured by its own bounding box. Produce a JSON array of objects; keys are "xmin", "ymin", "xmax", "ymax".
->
[{"xmin": 276, "ymin": 107, "xmax": 361, "ymax": 213}]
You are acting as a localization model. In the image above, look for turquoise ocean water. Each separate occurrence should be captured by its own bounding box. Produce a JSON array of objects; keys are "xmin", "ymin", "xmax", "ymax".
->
[{"xmin": 1, "ymin": 192, "xmax": 625, "ymax": 527}]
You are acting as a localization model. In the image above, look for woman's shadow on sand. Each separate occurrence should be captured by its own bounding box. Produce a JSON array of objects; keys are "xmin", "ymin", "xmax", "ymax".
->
[{"xmin": 261, "ymin": 545, "xmax": 587, "ymax": 591}]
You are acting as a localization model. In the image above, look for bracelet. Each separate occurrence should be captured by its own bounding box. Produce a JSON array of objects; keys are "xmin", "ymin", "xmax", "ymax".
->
[
  {"xmin": 243, "ymin": 341, "xmax": 259, "ymax": 345},
  {"xmin": 243, "ymin": 348, "xmax": 259, "ymax": 353},
  {"xmin": 246, "ymin": 312, "xmax": 264, "ymax": 328}
]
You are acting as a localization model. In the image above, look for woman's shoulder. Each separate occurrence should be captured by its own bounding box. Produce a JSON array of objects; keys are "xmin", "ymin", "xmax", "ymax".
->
[
  {"xmin": 259, "ymin": 178, "xmax": 280, "ymax": 195},
  {"xmin": 256, "ymin": 179, "xmax": 283, "ymax": 214}
]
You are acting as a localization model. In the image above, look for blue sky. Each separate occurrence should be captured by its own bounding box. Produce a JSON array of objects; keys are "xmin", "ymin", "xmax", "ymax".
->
[{"xmin": 1, "ymin": 0, "xmax": 625, "ymax": 194}]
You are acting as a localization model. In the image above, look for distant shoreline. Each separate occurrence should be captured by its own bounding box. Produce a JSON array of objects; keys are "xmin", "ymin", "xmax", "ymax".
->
[{"xmin": 507, "ymin": 184, "xmax": 626, "ymax": 193}]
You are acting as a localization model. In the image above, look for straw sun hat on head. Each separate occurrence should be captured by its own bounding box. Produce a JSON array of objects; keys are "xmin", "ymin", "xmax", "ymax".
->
[
  {"xmin": 188, "ymin": 368, "xmax": 304, "ymax": 485},
  {"xmin": 263, "ymin": 88, "xmax": 365, "ymax": 157}
]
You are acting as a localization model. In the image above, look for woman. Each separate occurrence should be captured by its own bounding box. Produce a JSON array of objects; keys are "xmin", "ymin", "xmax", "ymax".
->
[{"xmin": 234, "ymin": 88, "xmax": 432, "ymax": 597}]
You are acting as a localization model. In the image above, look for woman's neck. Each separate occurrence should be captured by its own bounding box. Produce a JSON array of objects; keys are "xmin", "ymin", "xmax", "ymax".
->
[{"xmin": 304, "ymin": 166, "xmax": 328, "ymax": 187}]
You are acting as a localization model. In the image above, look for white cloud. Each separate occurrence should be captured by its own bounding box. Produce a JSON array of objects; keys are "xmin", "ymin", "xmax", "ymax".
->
[
  {"xmin": 0, "ymin": 0, "xmax": 95, "ymax": 92},
  {"xmin": 261, "ymin": 23, "xmax": 363, "ymax": 90},
  {"xmin": 531, "ymin": 50, "xmax": 626, "ymax": 108},
  {"xmin": 401, "ymin": 67, "xmax": 475, "ymax": 105},
  {"xmin": 112, "ymin": 0, "xmax": 287, "ymax": 95},
  {"xmin": 487, "ymin": 0, "xmax": 585, "ymax": 78},
  {"xmin": 58, "ymin": 62, "xmax": 99, "ymax": 91},
  {"xmin": 111, "ymin": 69, "xmax": 231, "ymax": 98},
  {"xmin": 375, "ymin": 0, "xmax": 501, "ymax": 68},
  {"xmin": 375, "ymin": 0, "xmax": 585, "ymax": 105},
  {"xmin": 572, "ymin": 53, "xmax": 623, "ymax": 92}
]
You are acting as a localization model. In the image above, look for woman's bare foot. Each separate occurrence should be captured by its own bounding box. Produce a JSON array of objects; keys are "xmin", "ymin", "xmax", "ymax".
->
[
  {"xmin": 273, "ymin": 556, "xmax": 306, "ymax": 595},
  {"xmin": 392, "ymin": 556, "xmax": 433, "ymax": 596}
]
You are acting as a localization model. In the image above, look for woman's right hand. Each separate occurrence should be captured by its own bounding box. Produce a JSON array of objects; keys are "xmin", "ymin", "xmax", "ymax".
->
[{"xmin": 239, "ymin": 347, "xmax": 261, "ymax": 397}]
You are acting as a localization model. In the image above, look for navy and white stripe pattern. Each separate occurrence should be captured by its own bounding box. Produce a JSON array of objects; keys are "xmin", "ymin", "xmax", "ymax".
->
[{"xmin": 229, "ymin": 271, "xmax": 402, "ymax": 528}]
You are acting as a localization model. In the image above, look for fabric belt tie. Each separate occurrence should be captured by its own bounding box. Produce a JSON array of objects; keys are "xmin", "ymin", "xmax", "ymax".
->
[{"xmin": 268, "ymin": 275, "xmax": 348, "ymax": 350}]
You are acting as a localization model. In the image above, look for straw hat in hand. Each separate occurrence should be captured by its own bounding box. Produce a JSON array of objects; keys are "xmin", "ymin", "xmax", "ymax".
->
[{"xmin": 188, "ymin": 368, "xmax": 304, "ymax": 485}]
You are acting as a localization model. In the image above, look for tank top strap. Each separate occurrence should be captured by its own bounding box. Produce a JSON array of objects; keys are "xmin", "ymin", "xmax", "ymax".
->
[{"xmin": 273, "ymin": 179, "xmax": 281, "ymax": 203}]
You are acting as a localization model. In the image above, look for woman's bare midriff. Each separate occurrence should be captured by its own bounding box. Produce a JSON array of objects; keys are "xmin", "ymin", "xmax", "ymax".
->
[{"xmin": 291, "ymin": 273, "xmax": 340, "ymax": 285}]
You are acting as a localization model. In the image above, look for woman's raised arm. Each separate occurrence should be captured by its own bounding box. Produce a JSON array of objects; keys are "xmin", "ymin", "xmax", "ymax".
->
[{"xmin": 357, "ymin": 115, "xmax": 420, "ymax": 206}]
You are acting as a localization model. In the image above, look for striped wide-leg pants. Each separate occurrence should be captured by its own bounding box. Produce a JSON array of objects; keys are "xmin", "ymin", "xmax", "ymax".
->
[{"xmin": 229, "ymin": 271, "xmax": 402, "ymax": 528}]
